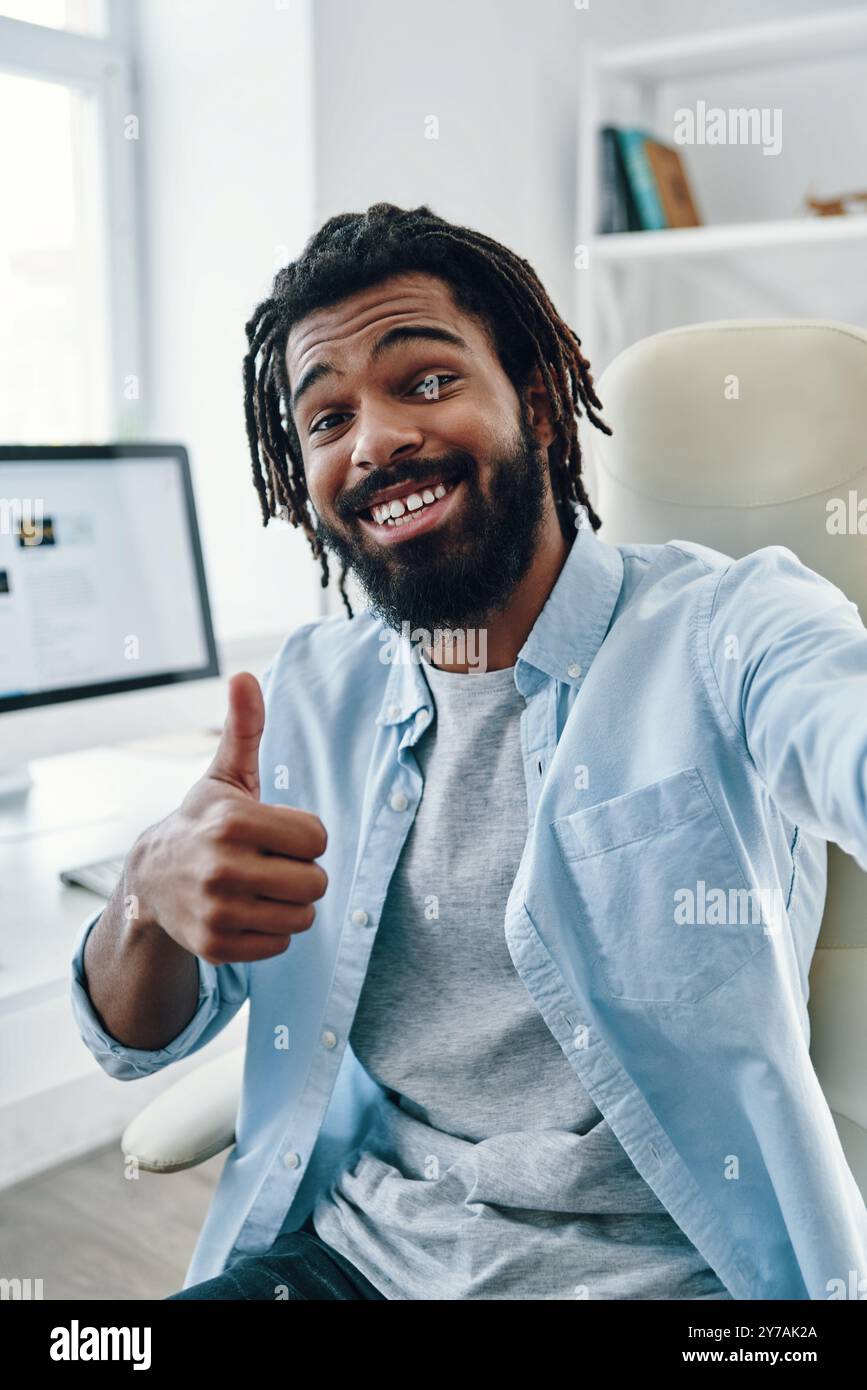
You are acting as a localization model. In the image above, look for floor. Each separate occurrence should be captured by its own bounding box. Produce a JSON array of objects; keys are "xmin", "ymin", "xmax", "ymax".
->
[{"xmin": 0, "ymin": 1141, "xmax": 225, "ymax": 1299}]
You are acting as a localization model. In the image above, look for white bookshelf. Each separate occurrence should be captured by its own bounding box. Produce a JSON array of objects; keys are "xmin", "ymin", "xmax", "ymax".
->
[
  {"xmin": 575, "ymin": 9, "xmax": 867, "ymax": 367},
  {"xmin": 591, "ymin": 214, "xmax": 867, "ymax": 264}
]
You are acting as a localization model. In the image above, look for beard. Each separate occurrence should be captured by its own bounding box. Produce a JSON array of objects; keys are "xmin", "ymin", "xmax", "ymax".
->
[{"xmin": 310, "ymin": 411, "xmax": 554, "ymax": 633}]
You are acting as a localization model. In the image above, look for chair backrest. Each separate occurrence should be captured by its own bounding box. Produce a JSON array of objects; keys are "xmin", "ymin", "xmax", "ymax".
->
[{"xmin": 587, "ymin": 319, "xmax": 867, "ymax": 1197}]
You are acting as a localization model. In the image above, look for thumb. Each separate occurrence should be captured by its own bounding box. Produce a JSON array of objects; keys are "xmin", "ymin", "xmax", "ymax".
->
[{"xmin": 207, "ymin": 672, "xmax": 265, "ymax": 798}]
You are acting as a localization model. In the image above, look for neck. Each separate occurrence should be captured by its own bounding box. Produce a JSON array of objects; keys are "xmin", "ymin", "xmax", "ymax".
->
[{"xmin": 426, "ymin": 509, "xmax": 573, "ymax": 673}]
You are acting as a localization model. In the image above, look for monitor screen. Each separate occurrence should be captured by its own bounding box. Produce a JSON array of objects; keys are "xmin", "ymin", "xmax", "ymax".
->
[{"xmin": 0, "ymin": 444, "xmax": 219, "ymax": 712}]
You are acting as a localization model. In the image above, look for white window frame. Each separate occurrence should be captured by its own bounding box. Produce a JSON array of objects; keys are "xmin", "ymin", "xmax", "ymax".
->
[{"xmin": 0, "ymin": 0, "xmax": 143, "ymax": 439}]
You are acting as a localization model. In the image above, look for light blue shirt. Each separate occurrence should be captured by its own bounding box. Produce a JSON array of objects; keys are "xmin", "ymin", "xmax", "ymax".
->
[{"xmin": 70, "ymin": 525, "xmax": 867, "ymax": 1298}]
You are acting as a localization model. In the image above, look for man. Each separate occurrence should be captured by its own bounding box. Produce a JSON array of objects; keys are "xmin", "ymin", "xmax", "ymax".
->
[{"xmin": 71, "ymin": 202, "xmax": 867, "ymax": 1300}]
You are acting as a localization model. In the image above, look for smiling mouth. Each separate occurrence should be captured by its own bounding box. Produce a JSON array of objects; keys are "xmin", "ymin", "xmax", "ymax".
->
[{"xmin": 358, "ymin": 477, "xmax": 463, "ymax": 543}]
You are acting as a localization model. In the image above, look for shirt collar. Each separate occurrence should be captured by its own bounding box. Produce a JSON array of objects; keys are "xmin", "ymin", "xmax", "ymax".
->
[{"xmin": 376, "ymin": 525, "xmax": 625, "ymax": 727}]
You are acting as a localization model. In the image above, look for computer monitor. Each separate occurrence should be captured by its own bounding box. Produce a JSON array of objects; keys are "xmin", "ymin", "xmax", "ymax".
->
[{"xmin": 0, "ymin": 443, "xmax": 219, "ymax": 793}]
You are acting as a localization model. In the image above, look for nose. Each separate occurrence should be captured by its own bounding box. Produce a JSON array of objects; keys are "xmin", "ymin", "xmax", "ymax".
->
[{"xmin": 350, "ymin": 406, "xmax": 425, "ymax": 472}]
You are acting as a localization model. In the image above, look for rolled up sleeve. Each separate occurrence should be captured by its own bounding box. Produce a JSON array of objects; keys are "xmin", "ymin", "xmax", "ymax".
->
[{"xmin": 70, "ymin": 908, "xmax": 249, "ymax": 1080}]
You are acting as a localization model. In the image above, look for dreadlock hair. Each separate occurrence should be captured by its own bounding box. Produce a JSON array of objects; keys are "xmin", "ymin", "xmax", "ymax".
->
[{"xmin": 242, "ymin": 202, "xmax": 611, "ymax": 619}]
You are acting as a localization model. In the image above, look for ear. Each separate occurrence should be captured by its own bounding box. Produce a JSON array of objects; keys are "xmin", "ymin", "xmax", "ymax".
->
[{"xmin": 522, "ymin": 364, "xmax": 557, "ymax": 450}]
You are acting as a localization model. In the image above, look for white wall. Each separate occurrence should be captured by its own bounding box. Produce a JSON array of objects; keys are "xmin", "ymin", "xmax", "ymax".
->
[{"xmin": 131, "ymin": 0, "xmax": 322, "ymax": 645}]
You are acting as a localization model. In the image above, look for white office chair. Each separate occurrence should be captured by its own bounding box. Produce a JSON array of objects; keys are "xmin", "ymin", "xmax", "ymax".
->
[{"xmin": 122, "ymin": 318, "xmax": 867, "ymax": 1204}]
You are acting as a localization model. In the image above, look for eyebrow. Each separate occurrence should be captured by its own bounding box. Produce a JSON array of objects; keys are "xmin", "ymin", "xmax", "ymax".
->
[{"xmin": 289, "ymin": 324, "xmax": 472, "ymax": 415}]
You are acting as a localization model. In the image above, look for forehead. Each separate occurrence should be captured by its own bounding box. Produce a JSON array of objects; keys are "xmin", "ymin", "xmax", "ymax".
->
[{"xmin": 285, "ymin": 271, "xmax": 488, "ymax": 383}]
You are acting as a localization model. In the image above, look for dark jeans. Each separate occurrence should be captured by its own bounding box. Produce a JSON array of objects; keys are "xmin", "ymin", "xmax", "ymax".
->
[{"xmin": 165, "ymin": 1213, "xmax": 386, "ymax": 1300}]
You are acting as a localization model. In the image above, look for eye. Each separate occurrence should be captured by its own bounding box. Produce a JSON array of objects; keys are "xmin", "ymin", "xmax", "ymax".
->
[
  {"xmin": 408, "ymin": 373, "xmax": 458, "ymax": 396},
  {"xmin": 310, "ymin": 412, "xmax": 346, "ymax": 435}
]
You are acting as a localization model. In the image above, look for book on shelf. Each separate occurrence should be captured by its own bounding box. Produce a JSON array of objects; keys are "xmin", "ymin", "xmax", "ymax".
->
[
  {"xmin": 599, "ymin": 126, "xmax": 642, "ymax": 233},
  {"xmin": 598, "ymin": 126, "xmax": 702, "ymax": 233}
]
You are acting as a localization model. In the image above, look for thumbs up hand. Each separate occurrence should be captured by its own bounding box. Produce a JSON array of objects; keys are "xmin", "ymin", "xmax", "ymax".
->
[{"xmin": 129, "ymin": 672, "xmax": 328, "ymax": 965}]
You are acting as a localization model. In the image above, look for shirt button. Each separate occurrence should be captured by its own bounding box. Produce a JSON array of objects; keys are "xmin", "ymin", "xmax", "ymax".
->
[
  {"xmin": 567, "ymin": 661, "xmax": 582, "ymax": 679},
  {"xmin": 389, "ymin": 790, "xmax": 409, "ymax": 812},
  {"xmin": 283, "ymin": 1150, "xmax": 301, "ymax": 1169},
  {"xmin": 386, "ymin": 703, "xmax": 401, "ymax": 720},
  {"xmin": 351, "ymin": 908, "xmax": 369, "ymax": 927},
  {"xmin": 321, "ymin": 1030, "xmax": 337, "ymax": 1049}
]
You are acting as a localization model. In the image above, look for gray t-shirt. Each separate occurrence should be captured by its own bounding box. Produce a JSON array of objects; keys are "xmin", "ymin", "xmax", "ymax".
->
[{"xmin": 310, "ymin": 654, "xmax": 731, "ymax": 1300}]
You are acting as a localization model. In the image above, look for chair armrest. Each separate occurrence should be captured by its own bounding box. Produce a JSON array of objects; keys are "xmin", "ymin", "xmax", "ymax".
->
[{"xmin": 121, "ymin": 1046, "xmax": 245, "ymax": 1173}]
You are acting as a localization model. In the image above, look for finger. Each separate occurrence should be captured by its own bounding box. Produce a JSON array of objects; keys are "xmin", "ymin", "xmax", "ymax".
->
[
  {"xmin": 206, "ymin": 673, "xmax": 265, "ymax": 798},
  {"xmin": 221, "ymin": 899, "xmax": 317, "ymax": 935},
  {"xmin": 212, "ymin": 803, "xmax": 328, "ymax": 860},
  {"xmin": 214, "ymin": 856, "xmax": 327, "ymax": 904}
]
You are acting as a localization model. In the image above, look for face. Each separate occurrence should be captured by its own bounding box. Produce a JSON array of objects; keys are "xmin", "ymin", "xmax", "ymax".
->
[{"xmin": 285, "ymin": 271, "xmax": 558, "ymax": 633}]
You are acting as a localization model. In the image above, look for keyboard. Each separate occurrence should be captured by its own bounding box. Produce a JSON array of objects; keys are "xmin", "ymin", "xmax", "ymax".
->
[{"xmin": 59, "ymin": 854, "xmax": 127, "ymax": 899}]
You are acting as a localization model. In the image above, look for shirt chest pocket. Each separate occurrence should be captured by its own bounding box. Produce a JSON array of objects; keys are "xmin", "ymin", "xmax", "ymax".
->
[{"xmin": 550, "ymin": 767, "xmax": 772, "ymax": 1005}]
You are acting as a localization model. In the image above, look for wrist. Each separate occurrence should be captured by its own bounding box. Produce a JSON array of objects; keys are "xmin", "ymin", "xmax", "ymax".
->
[{"xmin": 119, "ymin": 825, "xmax": 163, "ymax": 938}]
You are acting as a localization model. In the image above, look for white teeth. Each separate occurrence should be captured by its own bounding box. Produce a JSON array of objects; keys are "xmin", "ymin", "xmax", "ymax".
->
[{"xmin": 369, "ymin": 478, "xmax": 457, "ymax": 527}]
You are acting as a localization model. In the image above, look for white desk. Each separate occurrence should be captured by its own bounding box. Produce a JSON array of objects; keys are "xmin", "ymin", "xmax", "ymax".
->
[
  {"xmin": 0, "ymin": 732, "xmax": 221, "ymax": 1009},
  {"xmin": 0, "ymin": 731, "xmax": 250, "ymax": 1189}
]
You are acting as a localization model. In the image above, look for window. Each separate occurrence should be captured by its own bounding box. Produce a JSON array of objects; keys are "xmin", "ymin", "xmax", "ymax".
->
[
  {"xmin": 0, "ymin": 72, "xmax": 108, "ymax": 441},
  {"xmin": 0, "ymin": 2, "xmax": 141, "ymax": 443}
]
